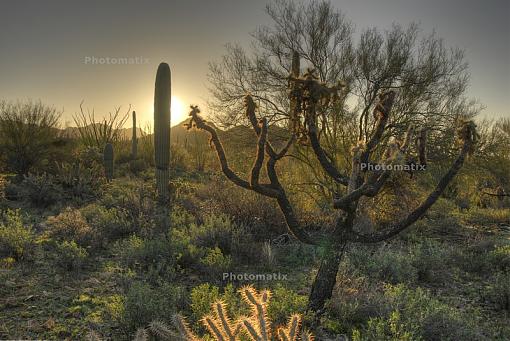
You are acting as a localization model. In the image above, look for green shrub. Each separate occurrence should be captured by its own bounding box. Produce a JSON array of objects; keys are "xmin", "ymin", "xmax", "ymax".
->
[
  {"xmin": 410, "ymin": 239, "xmax": 452, "ymax": 283},
  {"xmin": 267, "ymin": 284, "xmax": 307, "ymax": 325},
  {"xmin": 353, "ymin": 284, "xmax": 482, "ymax": 341},
  {"xmin": 21, "ymin": 173, "xmax": 63, "ymax": 208},
  {"xmin": 347, "ymin": 246, "xmax": 417, "ymax": 284},
  {"xmin": 485, "ymin": 271, "xmax": 510, "ymax": 311},
  {"xmin": 460, "ymin": 207, "xmax": 510, "ymax": 226},
  {"xmin": 114, "ymin": 235, "xmax": 175, "ymax": 282},
  {"xmin": 199, "ymin": 247, "xmax": 232, "ymax": 280},
  {"xmin": 52, "ymin": 240, "xmax": 88, "ymax": 271},
  {"xmin": 81, "ymin": 204, "xmax": 133, "ymax": 243},
  {"xmin": 488, "ymin": 244, "xmax": 510, "ymax": 271},
  {"xmin": 0, "ymin": 100, "xmax": 61, "ymax": 175},
  {"xmin": 122, "ymin": 281, "xmax": 186, "ymax": 331},
  {"xmin": 195, "ymin": 178, "xmax": 286, "ymax": 239},
  {"xmin": 45, "ymin": 208, "xmax": 95, "ymax": 247},
  {"xmin": 0, "ymin": 209, "xmax": 35, "ymax": 260},
  {"xmin": 191, "ymin": 214, "xmax": 235, "ymax": 254},
  {"xmin": 190, "ymin": 283, "xmax": 220, "ymax": 322},
  {"xmin": 328, "ymin": 275, "xmax": 386, "ymax": 332},
  {"xmin": 55, "ymin": 160, "xmax": 103, "ymax": 200}
]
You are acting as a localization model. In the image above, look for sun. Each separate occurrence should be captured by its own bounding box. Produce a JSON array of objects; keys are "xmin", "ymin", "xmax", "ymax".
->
[
  {"xmin": 170, "ymin": 96, "xmax": 187, "ymax": 125},
  {"xmin": 147, "ymin": 95, "xmax": 187, "ymax": 126}
]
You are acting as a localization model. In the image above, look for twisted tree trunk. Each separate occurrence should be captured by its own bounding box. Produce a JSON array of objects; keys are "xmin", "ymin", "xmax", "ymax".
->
[{"xmin": 307, "ymin": 244, "xmax": 346, "ymax": 313}]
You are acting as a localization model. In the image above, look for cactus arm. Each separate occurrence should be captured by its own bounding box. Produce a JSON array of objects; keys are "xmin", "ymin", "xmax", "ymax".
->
[
  {"xmin": 202, "ymin": 316, "xmax": 226, "ymax": 341},
  {"xmin": 353, "ymin": 125, "xmax": 475, "ymax": 243},
  {"xmin": 250, "ymin": 118, "xmax": 268, "ymax": 189}
]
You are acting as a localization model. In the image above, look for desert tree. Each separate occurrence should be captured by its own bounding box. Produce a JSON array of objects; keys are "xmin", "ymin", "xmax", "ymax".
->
[
  {"xmin": 0, "ymin": 99, "xmax": 62, "ymax": 175},
  {"xmin": 208, "ymin": 0, "xmax": 475, "ymax": 201},
  {"xmin": 192, "ymin": 0, "xmax": 479, "ymax": 314}
]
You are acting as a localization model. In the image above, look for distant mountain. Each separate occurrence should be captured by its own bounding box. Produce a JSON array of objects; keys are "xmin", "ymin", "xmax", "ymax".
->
[{"xmin": 60, "ymin": 119, "xmax": 290, "ymax": 150}]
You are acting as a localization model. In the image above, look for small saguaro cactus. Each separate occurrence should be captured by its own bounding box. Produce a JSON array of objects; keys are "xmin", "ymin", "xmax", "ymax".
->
[
  {"xmin": 131, "ymin": 110, "xmax": 138, "ymax": 159},
  {"xmin": 103, "ymin": 142, "xmax": 114, "ymax": 181},
  {"xmin": 154, "ymin": 63, "xmax": 171, "ymax": 203}
]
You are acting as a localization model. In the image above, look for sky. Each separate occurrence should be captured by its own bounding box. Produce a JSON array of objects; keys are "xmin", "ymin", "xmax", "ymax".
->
[{"xmin": 0, "ymin": 0, "xmax": 509, "ymax": 126}]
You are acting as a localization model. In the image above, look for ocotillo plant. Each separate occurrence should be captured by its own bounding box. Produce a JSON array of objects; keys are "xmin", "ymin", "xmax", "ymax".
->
[
  {"xmin": 154, "ymin": 63, "xmax": 171, "ymax": 203},
  {"xmin": 186, "ymin": 52, "xmax": 478, "ymax": 314},
  {"xmin": 103, "ymin": 143, "xmax": 114, "ymax": 182},
  {"xmin": 131, "ymin": 110, "xmax": 138, "ymax": 159}
]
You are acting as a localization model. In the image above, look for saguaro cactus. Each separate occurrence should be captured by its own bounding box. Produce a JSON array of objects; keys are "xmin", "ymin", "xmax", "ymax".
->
[
  {"xmin": 103, "ymin": 143, "xmax": 114, "ymax": 182},
  {"xmin": 131, "ymin": 111, "xmax": 138, "ymax": 159},
  {"xmin": 154, "ymin": 63, "xmax": 171, "ymax": 203}
]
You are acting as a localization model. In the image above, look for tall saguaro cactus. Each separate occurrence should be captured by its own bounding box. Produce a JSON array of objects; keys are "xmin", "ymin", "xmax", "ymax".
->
[
  {"xmin": 131, "ymin": 111, "xmax": 138, "ymax": 159},
  {"xmin": 154, "ymin": 63, "xmax": 171, "ymax": 203},
  {"xmin": 103, "ymin": 142, "xmax": 114, "ymax": 182}
]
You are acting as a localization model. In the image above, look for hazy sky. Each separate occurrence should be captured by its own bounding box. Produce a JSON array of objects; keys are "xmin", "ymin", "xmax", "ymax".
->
[{"xmin": 0, "ymin": 0, "xmax": 509, "ymax": 126}]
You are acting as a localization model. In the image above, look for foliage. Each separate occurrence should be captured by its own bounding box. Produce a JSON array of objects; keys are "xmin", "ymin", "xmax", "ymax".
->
[
  {"xmin": 45, "ymin": 207, "xmax": 95, "ymax": 248},
  {"xmin": 72, "ymin": 102, "xmax": 130, "ymax": 149},
  {"xmin": 80, "ymin": 203, "xmax": 133, "ymax": 244},
  {"xmin": 52, "ymin": 240, "xmax": 88, "ymax": 271},
  {"xmin": 20, "ymin": 173, "xmax": 63, "ymax": 208},
  {"xmin": 0, "ymin": 100, "xmax": 62, "ymax": 175},
  {"xmin": 122, "ymin": 281, "xmax": 186, "ymax": 331},
  {"xmin": 55, "ymin": 161, "xmax": 103, "ymax": 200},
  {"xmin": 347, "ymin": 245, "xmax": 418, "ymax": 285},
  {"xmin": 267, "ymin": 284, "xmax": 308, "ymax": 325},
  {"xmin": 0, "ymin": 209, "xmax": 35, "ymax": 260},
  {"xmin": 199, "ymin": 246, "xmax": 232, "ymax": 280},
  {"xmin": 195, "ymin": 178, "xmax": 286, "ymax": 239},
  {"xmin": 352, "ymin": 284, "xmax": 482, "ymax": 341},
  {"xmin": 485, "ymin": 271, "xmax": 510, "ymax": 311}
]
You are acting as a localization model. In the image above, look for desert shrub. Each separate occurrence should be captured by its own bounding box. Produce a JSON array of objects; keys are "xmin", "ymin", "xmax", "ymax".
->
[
  {"xmin": 45, "ymin": 208, "xmax": 95, "ymax": 247},
  {"xmin": 190, "ymin": 283, "xmax": 220, "ymax": 322},
  {"xmin": 55, "ymin": 161, "xmax": 103, "ymax": 200},
  {"xmin": 352, "ymin": 284, "xmax": 481, "ymax": 341},
  {"xmin": 410, "ymin": 239, "xmax": 453, "ymax": 283},
  {"xmin": 328, "ymin": 275, "xmax": 387, "ymax": 332},
  {"xmin": 347, "ymin": 245, "xmax": 418, "ymax": 284},
  {"xmin": 0, "ymin": 209, "xmax": 35, "ymax": 260},
  {"xmin": 0, "ymin": 100, "xmax": 61, "ymax": 175},
  {"xmin": 190, "ymin": 214, "xmax": 236, "ymax": 254},
  {"xmin": 488, "ymin": 244, "xmax": 510, "ymax": 271},
  {"xmin": 20, "ymin": 173, "xmax": 63, "ymax": 207},
  {"xmin": 459, "ymin": 207, "xmax": 510, "ymax": 226},
  {"xmin": 114, "ymin": 235, "xmax": 175, "ymax": 282},
  {"xmin": 122, "ymin": 281, "xmax": 187, "ymax": 331},
  {"xmin": 278, "ymin": 242, "xmax": 318, "ymax": 267},
  {"xmin": 80, "ymin": 204, "xmax": 133, "ymax": 243},
  {"xmin": 195, "ymin": 177, "xmax": 286, "ymax": 239},
  {"xmin": 456, "ymin": 239, "xmax": 497, "ymax": 274},
  {"xmin": 485, "ymin": 271, "xmax": 510, "ymax": 311},
  {"xmin": 199, "ymin": 246, "xmax": 232, "ymax": 280},
  {"xmin": 267, "ymin": 284, "xmax": 307, "ymax": 325},
  {"xmin": 99, "ymin": 180, "xmax": 156, "ymax": 234},
  {"xmin": 52, "ymin": 240, "xmax": 88, "ymax": 271}
]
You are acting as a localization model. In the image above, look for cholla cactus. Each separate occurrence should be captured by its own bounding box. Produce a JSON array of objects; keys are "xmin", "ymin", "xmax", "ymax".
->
[
  {"xmin": 238, "ymin": 285, "xmax": 272, "ymax": 341},
  {"xmin": 457, "ymin": 118, "xmax": 478, "ymax": 154},
  {"xmin": 154, "ymin": 62, "xmax": 171, "ymax": 203},
  {"xmin": 202, "ymin": 300, "xmax": 241, "ymax": 341},
  {"xmin": 103, "ymin": 143, "xmax": 114, "ymax": 182},
  {"xmin": 132, "ymin": 111, "xmax": 138, "ymax": 159},
  {"xmin": 167, "ymin": 286, "xmax": 313, "ymax": 341}
]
